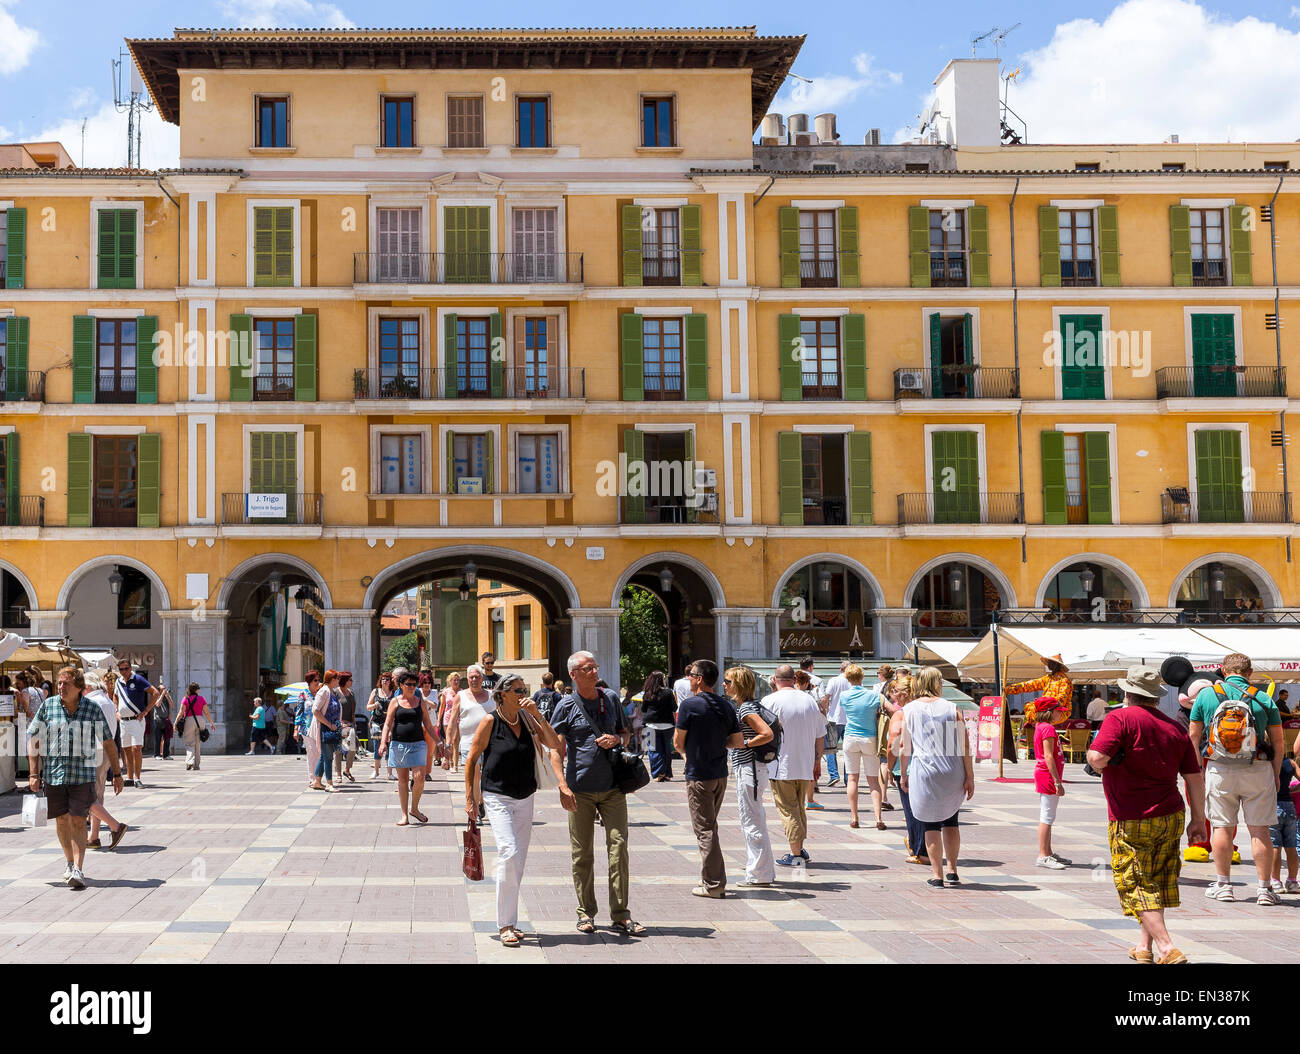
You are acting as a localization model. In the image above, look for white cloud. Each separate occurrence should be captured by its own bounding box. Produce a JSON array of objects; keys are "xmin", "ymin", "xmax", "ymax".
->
[
  {"xmin": 0, "ymin": 0, "xmax": 41, "ymax": 76},
  {"xmin": 1010, "ymin": 0, "xmax": 1300, "ymax": 142},
  {"xmin": 32, "ymin": 101, "xmax": 179, "ymax": 170},
  {"xmin": 218, "ymin": 0, "xmax": 356, "ymax": 28},
  {"xmin": 772, "ymin": 51, "xmax": 901, "ymax": 115}
]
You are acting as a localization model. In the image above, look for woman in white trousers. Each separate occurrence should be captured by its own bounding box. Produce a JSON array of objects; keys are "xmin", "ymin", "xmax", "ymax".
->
[
  {"xmin": 725, "ymin": 667, "xmax": 776, "ymax": 886},
  {"xmin": 463, "ymin": 674, "xmax": 563, "ymax": 947}
]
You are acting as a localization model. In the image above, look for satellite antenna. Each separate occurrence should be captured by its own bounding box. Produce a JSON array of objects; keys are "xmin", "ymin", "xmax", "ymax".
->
[{"xmin": 112, "ymin": 49, "xmax": 154, "ymax": 170}]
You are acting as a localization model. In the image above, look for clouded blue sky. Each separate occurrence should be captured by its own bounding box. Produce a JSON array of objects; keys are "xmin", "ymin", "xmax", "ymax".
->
[{"xmin": 3, "ymin": 0, "xmax": 1300, "ymax": 167}]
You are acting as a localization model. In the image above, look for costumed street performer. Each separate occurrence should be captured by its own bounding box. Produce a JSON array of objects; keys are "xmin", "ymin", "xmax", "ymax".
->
[
  {"xmin": 1005, "ymin": 655, "xmax": 1074, "ymax": 751},
  {"xmin": 1161, "ymin": 656, "xmax": 1245, "ymax": 864}
]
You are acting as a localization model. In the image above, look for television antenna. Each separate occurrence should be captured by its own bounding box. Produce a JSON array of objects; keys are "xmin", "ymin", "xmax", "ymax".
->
[
  {"xmin": 971, "ymin": 22, "xmax": 1021, "ymax": 61},
  {"xmin": 111, "ymin": 49, "xmax": 154, "ymax": 170}
]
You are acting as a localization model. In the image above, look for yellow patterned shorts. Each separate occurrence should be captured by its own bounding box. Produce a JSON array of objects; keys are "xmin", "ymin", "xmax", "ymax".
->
[{"xmin": 1108, "ymin": 811, "xmax": 1185, "ymax": 918}]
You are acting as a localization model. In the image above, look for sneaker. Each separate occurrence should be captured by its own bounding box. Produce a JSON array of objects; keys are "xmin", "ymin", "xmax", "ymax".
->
[
  {"xmin": 799, "ymin": 849, "xmax": 811, "ymax": 862},
  {"xmin": 1286, "ymin": 879, "xmax": 1300, "ymax": 894},
  {"xmin": 825, "ymin": 777, "xmax": 841, "ymax": 788},
  {"xmin": 134, "ymin": 778, "xmax": 144, "ymax": 789},
  {"xmin": 775, "ymin": 853, "xmax": 805, "ymax": 867},
  {"xmin": 1270, "ymin": 878, "xmax": 1286, "ymax": 894},
  {"xmin": 1258, "ymin": 886, "xmax": 1280, "ymax": 906},
  {"xmin": 1036, "ymin": 855, "xmax": 1067, "ymax": 870},
  {"xmin": 1050, "ymin": 853, "xmax": 1073, "ymax": 866},
  {"xmin": 1205, "ymin": 882, "xmax": 1235, "ymax": 901},
  {"xmin": 806, "ymin": 801, "xmax": 825, "ymax": 811},
  {"xmin": 62, "ymin": 863, "xmax": 73, "ymax": 882},
  {"xmin": 67, "ymin": 867, "xmax": 85, "ymax": 890},
  {"xmin": 736, "ymin": 880, "xmax": 773, "ymax": 888}
]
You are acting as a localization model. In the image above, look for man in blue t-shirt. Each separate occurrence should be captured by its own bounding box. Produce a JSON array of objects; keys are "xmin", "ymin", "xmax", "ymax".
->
[
  {"xmin": 1187, "ymin": 652, "xmax": 1285, "ymax": 905},
  {"xmin": 675, "ymin": 658, "xmax": 744, "ymax": 899}
]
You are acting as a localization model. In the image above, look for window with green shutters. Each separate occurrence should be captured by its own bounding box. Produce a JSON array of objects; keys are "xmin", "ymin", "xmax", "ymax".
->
[
  {"xmin": 65, "ymin": 434, "xmax": 158, "ymax": 527},
  {"xmin": 3, "ymin": 316, "xmax": 28, "ymax": 401},
  {"xmin": 931, "ymin": 430, "xmax": 979, "ymax": 523},
  {"xmin": 1190, "ymin": 313, "xmax": 1237, "ymax": 397},
  {"xmin": 3, "ymin": 207, "xmax": 25, "ymax": 289},
  {"xmin": 3, "ymin": 432, "xmax": 18, "ymax": 526},
  {"xmin": 1043, "ymin": 430, "xmax": 1112, "ymax": 525},
  {"xmin": 778, "ymin": 431, "xmax": 872, "ymax": 526},
  {"xmin": 96, "ymin": 208, "xmax": 137, "ymax": 289},
  {"xmin": 1058, "ymin": 313, "xmax": 1106, "ymax": 399},
  {"xmin": 249, "ymin": 431, "xmax": 298, "ymax": 523},
  {"xmin": 928, "ymin": 312, "xmax": 975, "ymax": 398},
  {"xmin": 443, "ymin": 206, "xmax": 491, "ymax": 282},
  {"xmin": 1194, "ymin": 429, "xmax": 1245, "ymax": 523},
  {"xmin": 253, "ymin": 206, "xmax": 295, "ymax": 287}
]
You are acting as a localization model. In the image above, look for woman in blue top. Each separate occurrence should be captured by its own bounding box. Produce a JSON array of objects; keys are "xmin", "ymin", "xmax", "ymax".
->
[{"xmin": 839, "ymin": 664, "xmax": 886, "ymax": 830}]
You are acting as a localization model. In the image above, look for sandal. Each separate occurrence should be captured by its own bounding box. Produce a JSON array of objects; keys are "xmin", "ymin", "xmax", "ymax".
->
[
  {"xmin": 500, "ymin": 928, "xmax": 521, "ymax": 947},
  {"xmin": 881, "ymin": 802, "xmax": 895, "ymax": 811},
  {"xmin": 411, "ymin": 810, "xmax": 428, "ymax": 824},
  {"xmin": 576, "ymin": 916, "xmax": 596, "ymax": 934},
  {"xmin": 849, "ymin": 820, "xmax": 860, "ymax": 829},
  {"xmin": 344, "ymin": 772, "xmax": 355, "ymax": 783},
  {"xmin": 611, "ymin": 919, "xmax": 646, "ymax": 936},
  {"xmin": 876, "ymin": 821, "xmax": 887, "ymax": 830}
]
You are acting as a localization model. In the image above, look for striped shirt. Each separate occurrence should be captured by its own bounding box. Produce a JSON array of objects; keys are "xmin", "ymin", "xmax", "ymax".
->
[{"xmin": 729, "ymin": 700, "xmax": 763, "ymax": 770}]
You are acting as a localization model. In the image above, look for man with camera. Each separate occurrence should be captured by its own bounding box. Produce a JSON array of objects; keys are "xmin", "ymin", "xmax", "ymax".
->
[{"xmin": 1087, "ymin": 665, "xmax": 1205, "ymax": 965}]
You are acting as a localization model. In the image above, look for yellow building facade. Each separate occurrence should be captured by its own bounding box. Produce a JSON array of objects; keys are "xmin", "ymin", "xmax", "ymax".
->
[{"xmin": 1, "ymin": 29, "xmax": 1297, "ymax": 748}]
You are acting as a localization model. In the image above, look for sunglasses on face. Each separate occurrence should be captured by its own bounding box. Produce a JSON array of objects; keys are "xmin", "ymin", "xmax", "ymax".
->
[
  {"xmin": 402, "ymin": 681, "xmax": 417, "ymax": 688},
  {"xmin": 723, "ymin": 678, "xmax": 732, "ymax": 685}
]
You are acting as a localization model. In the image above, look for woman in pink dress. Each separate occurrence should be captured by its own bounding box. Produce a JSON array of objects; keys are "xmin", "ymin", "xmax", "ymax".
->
[{"xmin": 439, "ymin": 672, "xmax": 461, "ymax": 770}]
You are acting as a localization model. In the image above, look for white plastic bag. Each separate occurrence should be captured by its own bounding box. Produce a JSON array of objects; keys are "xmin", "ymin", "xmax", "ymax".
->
[{"xmin": 21, "ymin": 793, "xmax": 47, "ymax": 828}]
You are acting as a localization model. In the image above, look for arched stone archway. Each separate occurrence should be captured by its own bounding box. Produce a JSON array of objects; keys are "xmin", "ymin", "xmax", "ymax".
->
[
  {"xmin": 1167, "ymin": 552, "xmax": 1283, "ymax": 619},
  {"xmin": 1034, "ymin": 553, "xmax": 1150, "ymax": 609},
  {"xmin": 906, "ymin": 554, "xmax": 1017, "ymax": 644},
  {"xmin": 770, "ymin": 553, "xmax": 885, "ymax": 659},
  {"xmin": 613, "ymin": 552, "xmax": 727, "ymax": 681},
  {"xmin": 217, "ymin": 552, "xmax": 333, "ymax": 611},
  {"xmin": 902, "ymin": 553, "xmax": 1017, "ymax": 612},
  {"xmin": 0, "ymin": 560, "xmax": 38, "ymax": 633},
  {"xmin": 58, "ymin": 556, "xmax": 171, "ymax": 679}
]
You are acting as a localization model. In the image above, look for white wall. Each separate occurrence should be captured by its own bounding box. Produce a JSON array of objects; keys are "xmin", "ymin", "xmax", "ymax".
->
[
  {"xmin": 66, "ymin": 574, "xmax": 163, "ymax": 675},
  {"xmin": 930, "ymin": 60, "xmax": 1001, "ymax": 147}
]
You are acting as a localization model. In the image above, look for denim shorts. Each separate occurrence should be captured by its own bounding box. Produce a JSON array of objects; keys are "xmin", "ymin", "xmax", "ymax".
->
[
  {"xmin": 1271, "ymin": 800, "xmax": 1299, "ymax": 850},
  {"xmin": 388, "ymin": 741, "xmax": 428, "ymax": 770}
]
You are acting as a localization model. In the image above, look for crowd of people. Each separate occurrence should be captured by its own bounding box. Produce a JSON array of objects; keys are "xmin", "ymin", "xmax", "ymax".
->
[{"xmin": 17, "ymin": 643, "xmax": 1298, "ymax": 966}]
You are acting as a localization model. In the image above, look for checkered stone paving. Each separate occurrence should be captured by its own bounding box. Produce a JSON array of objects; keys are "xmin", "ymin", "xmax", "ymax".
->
[{"xmin": 0, "ymin": 755, "xmax": 1291, "ymax": 963}]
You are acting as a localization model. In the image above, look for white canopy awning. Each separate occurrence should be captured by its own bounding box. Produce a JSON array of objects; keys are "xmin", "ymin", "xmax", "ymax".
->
[
  {"xmin": 915, "ymin": 638, "xmax": 981, "ymax": 671},
  {"xmin": 1184, "ymin": 627, "xmax": 1300, "ymax": 677}
]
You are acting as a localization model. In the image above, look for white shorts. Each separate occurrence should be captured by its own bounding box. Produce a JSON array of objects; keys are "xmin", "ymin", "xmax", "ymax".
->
[
  {"xmin": 1039, "ymin": 793, "xmax": 1060, "ymax": 825},
  {"xmin": 842, "ymin": 735, "xmax": 880, "ymax": 776},
  {"xmin": 1205, "ymin": 761, "xmax": 1277, "ymax": 829},
  {"xmin": 120, "ymin": 718, "xmax": 145, "ymax": 747}
]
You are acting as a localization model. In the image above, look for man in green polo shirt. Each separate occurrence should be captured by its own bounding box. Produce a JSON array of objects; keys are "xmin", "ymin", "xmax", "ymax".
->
[
  {"xmin": 1187, "ymin": 652, "xmax": 1284, "ymax": 906},
  {"xmin": 27, "ymin": 666, "xmax": 124, "ymax": 890}
]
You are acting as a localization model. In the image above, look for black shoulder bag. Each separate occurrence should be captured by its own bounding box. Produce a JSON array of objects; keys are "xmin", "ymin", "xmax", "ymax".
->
[{"xmin": 579, "ymin": 689, "xmax": 650, "ymax": 795}]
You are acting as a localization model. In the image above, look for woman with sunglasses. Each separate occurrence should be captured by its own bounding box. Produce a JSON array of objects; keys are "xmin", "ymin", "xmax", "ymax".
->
[
  {"xmin": 367, "ymin": 671, "xmax": 396, "ymax": 780},
  {"xmin": 724, "ymin": 667, "xmax": 776, "ymax": 887},
  {"xmin": 377, "ymin": 673, "xmax": 438, "ymax": 824},
  {"xmin": 463, "ymin": 673, "xmax": 563, "ymax": 947}
]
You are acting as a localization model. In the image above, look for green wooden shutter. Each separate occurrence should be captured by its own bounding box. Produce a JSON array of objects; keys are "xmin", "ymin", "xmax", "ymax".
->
[
  {"xmin": 4, "ymin": 207, "xmax": 25, "ymax": 289},
  {"xmin": 1170, "ymin": 205, "xmax": 1192, "ymax": 286},
  {"xmin": 932, "ymin": 430, "xmax": 979, "ymax": 523},
  {"xmin": 779, "ymin": 207, "xmax": 801, "ymax": 287},
  {"xmin": 251, "ymin": 432, "xmax": 296, "ymax": 523},
  {"xmin": 843, "ymin": 313, "xmax": 866, "ymax": 400},
  {"xmin": 443, "ymin": 312, "xmax": 458, "ymax": 398},
  {"xmin": 620, "ymin": 313, "xmax": 644, "ymax": 402},
  {"xmin": 968, "ymin": 205, "xmax": 989, "ymax": 286},
  {"xmin": 442, "ymin": 205, "xmax": 492, "ymax": 280},
  {"xmin": 1195, "ymin": 429, "xmax": 1244, "ymax": 523},
  {"xmin": 135, "ymin": 316, "xmax": 158, "ymax": 404},
  {"xmin": 1038, "ymin": 205, "xmax": 1060, "ymax": 287},
  {"xmin": 273, "ymin": 207, "xmax": 294, "ymax": 286},
  {"xmin": 908, "ymin": 206, "xmax": 931, "ymax": 287},
  {"xmin": 254, "ymin": 207, "xmax": 294, "ymax": 287},
  {"xmin": 623, "ymin": 428, "xmax": 645, "ymax": 523},
  {"xmin": 1228, "ymin": 205, "xmax": 1253, "ymax": 286},
  {"xmin": 73, "ymin": 316, "xmax": 95, "ymax": 403},
  {"xmin": 294, "ymin": 313, "xmax": 317, "ymax": 401},
  {"xmin": 928, "ymin": 312, "xmax": 943, "ymax": 397},
  {"xmin": 684, "ymin": 313, "xmax": 707, "ymax": 401},
  {"xmin": 1084, "ymin": 431, "xmax": 1112, "ymax": 525},
  {"xmin": 846, "ymin": 432, "xmax": 872, "ymax": 525},
  {"xmin": 1059, "ymin": 313, "xmax": 1106, "ymax": 399},
  {"xmin": 67, "ymin": 434, "xmax": 91, "ymax": 527},
  {"xmin": 779, "ymin": 313, "xmax": 802, "ymax": 401},
  {"xmin": 96, "ymin": 209, "xmax": 117, "ymax": 288},
  {"xmin": 484, "ymin": 431, "xmax": 494, "ymax": 495},
  {"xmin": 620, "ymin": 204, "xmax": 643, "ymax": 287},
  {"xmin": 4, "ymin": 433, "xmax": 18, "ymax": 526},
  {"xmin": 682, "ymin": 428, "xmax": 697, "ymax": 523},
  {"xmin": 1097, "ymin": 205, "xmax": 1121, "ymax": 287},
  {"xmin": 1040, "ymin": 431, "xmax": 1067, "ymax": 525},
  {"xmin": 136, "ymin": 433, "xmax": 161, "ymax": 527},
  {"xmin": 837, "ymin": 206, "xmax": 859, "ymax": 288},
  {"xmin": 1191, "ymin": 313, "xmax": 1236, "ymax": 397},
  {"xmin": 229, "ymin": 314, "xmax": 252, "ymax": 401},
  {"xmin": 489, "ymin": 312, "xmax": 504, "ymax": 397},
  {"xmin": 445, "ymin": 431, "xmax": 456, "ymax": 493},
  {"xmin": 778, "ymin": 431, "xmax": 803, "ymax": 526},
  {"xmin": 4, "ymin": 317, "xmax": 28, "ymax": 401},
  {"xmin": 97, "ymin": 208, "xmax": 137, "ymax": 289},
  {"xmin": 249, "ymin": 432, "xmax": 264, "ymax": 491},
  {"xmin": 680, "ymin": 204, "xmax": 702, "ymax": 286}
]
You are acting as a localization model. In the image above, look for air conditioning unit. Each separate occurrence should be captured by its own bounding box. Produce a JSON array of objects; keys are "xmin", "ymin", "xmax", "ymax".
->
[
  {"xmin": 897, "ymin": 370, "xmax": 926, "ymax": 393},
  {"xmin": 695, "ymin": 467, "xmax": 717, "ymax": 488},
  {"xmin": 697, "ymin": 492, "xmax": 719, "ymax": 513}
]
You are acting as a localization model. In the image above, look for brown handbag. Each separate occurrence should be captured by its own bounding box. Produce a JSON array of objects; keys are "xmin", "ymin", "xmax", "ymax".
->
[{"xmin": 462, "ymin": 818, "xmax": 484, "ymax": 881}]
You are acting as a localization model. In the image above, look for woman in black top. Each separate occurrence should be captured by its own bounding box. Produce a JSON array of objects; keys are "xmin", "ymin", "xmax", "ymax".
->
[
  {"xmin": 639, "ymin": 670, "xmax": 678, "ymax": 781},
  {"xmin": 463, "ymin": 673, "xmax": 563, "ymax": 947},
  {"xmin": 378, "ymin": 673, "xmax": 437, "ymax": 826}
]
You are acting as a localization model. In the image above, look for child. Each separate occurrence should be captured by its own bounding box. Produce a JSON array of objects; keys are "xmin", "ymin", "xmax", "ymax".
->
[
  {"xmin": 1028, "ymin": 698, "xmax": 1071, "ymax": 869},
  {"xmin": 1269, "ymin": 753, "xmax": 1299, "ymax": 893}
]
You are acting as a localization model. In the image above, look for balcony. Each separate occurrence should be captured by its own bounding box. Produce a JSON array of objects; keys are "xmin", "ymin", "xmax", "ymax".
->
[
  {"xmin": 0, "ymin": 496, "xmax": 44, "ymax": 527},
  {"xmin": 802, "ymin": 495, "xmax": 847, "ymax": 525},
  {"xmin": 930, "ymin": 252, "xmax": 967, "ymax": 287},
  {"xmin": 253, "ymin": 374, "xmax": 296, "ymax": 402},
  {"xmin": 894, "ymin": 366, "xmax": 1020, "ymax": 400},
  {"xmin": 222, "ymin": 492, "xmax": 324, "ymax": 526},
  {"xmin": 352, "ymin": 366, "xmax": 585, "ymax": 401},
  {"xmin": 96, "ymin": 369, "xmax": 136, "ymax": 404},
  {"xmin": 792, "ymin": 254, "xmax": 858, "ymax": 288},
  {"xmin": 1161, "ymin": 487, "xmax": 1291, "ymax": 525},
  {"xmin": 92, "ymin": 497, "xmax": 137, "ymax": 527},
  {"xmin": 897, "ymin": 492, "xmax": 1025, "ymax": 525},
  {"xmin": 0, "ymin": 370, "xmax": 45, "ymax": 402},
  {"xmin": 353, "ymin": 252, "xmax": 584, "ymax": 285},
  {"xmin": 1155, "ymin": 366, "xmax": 1286, "ymax": 399}
]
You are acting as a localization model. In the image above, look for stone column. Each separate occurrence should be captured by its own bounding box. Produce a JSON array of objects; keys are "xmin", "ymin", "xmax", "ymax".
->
[
  {"xmin": 23, "ymin": 610, "xmax": 69, "ymax": 640},
  {"xmin": 323, "ymin": 609, "xmax": 376, "ymax": 693},
  {"xmin": 160, "ymin": 608, "xmax": 231, "ymax": 750},
  {"xmin": 712, "ymin": 607, "xmax": 782, "ymax": 662},
  {"xmin": 567, "ymin": 607, "xmax": 622, "ymax": 691},
  {"xmin": 873, "ymin": 608, "xmax": 919, "ymax": 659}
]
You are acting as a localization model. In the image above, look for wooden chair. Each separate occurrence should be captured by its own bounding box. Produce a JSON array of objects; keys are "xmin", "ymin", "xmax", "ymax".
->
[{"xmin": 1062, "ymin": 723, "xmax": 1092, "ymax": 763}]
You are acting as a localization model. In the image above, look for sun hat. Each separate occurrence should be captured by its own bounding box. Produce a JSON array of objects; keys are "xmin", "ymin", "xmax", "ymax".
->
[{"xmin": 1117, "ymin": 664, "xmax": 1162, "ymax": 700}]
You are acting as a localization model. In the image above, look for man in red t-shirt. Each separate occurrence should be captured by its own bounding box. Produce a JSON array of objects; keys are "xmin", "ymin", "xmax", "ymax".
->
[{"xmin": 1087, "ymin": 664, "xmax": 1206, "ymax": 966}]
